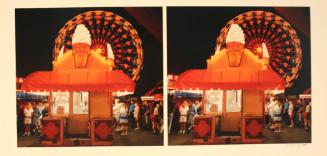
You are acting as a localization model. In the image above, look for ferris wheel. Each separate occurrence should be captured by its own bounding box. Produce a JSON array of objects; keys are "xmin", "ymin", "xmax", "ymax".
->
[
  {"xmin": 216, "ymin": 11, "xmax": 302, "ymax": 88},
  {"xmin": 53, "ymin": 10, "xmax": 143, "ymax": 81}
]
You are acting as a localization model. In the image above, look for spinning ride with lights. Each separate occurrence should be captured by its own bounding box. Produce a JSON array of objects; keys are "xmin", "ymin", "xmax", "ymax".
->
[
  {"xmin": 22, "ymin": 10, "xmax": 144, "ymax": 146},
  {"xmin": 215, "ymin": 11, "xmax": 302, "ymax": 88},
  {"xmin": 54, "ymin": 10, "xmax": 143, "ymax": 81}
]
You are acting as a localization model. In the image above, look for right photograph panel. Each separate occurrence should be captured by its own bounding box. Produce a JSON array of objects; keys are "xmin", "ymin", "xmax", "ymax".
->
[{"xmin": 167, "ymin": 7, "xmax": 311, "ymax": 145}]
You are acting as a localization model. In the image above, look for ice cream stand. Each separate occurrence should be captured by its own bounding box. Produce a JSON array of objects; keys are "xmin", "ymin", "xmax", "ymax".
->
[
  {"xmin": 176, "ymin": 24, "xmax": 286, "ymax": 144},
  {"xmin": 175, "ymin": 10, "xmax": 303, "ymax": 144},
  {"xmin": 21, "ymin": 10, "xmax": 143, "ymax": 146}
]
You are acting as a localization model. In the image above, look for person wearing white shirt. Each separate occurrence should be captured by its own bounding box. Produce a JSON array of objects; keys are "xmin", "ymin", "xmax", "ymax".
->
[
  {"xmin": 23, "ymin": 102, "xmax": 34, "ymax": 136},
  {"xmin": 273, "ymin": 100, "xmax": 283, "ymax": 133},
  {"xmin": 178, "ymin": 101, "xmax": 189, "ymax": 134},
  {"xmin": 119, "ymin": 103, "xmax": 129, "ymax": 135},
  {"xmin": 113, "ymin": 99, "xmax": 122, "ymax": 131},
  {"xmin": 267, "ymin": 97, "xmax": 277, "ymax": 129}
]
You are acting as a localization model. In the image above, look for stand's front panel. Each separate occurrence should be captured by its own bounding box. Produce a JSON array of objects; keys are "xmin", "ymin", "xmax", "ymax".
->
[
  {"xmin": 41, "ymin": 118, "xmax": 64, "ymax": 146},
  {"xmin": 193, "ymin": 115, "xmax": 215, "ymax": 144},
  {"xmin": 220, "ymin": 90, "xmax": 242, "ymax": 133},
  {"xmin": 67, "ymin": 92, "xmax": 89, "ymax": 135},
  {"xmin": 241, "ymin": 90, "xmax": 264, "ymax": 143}
]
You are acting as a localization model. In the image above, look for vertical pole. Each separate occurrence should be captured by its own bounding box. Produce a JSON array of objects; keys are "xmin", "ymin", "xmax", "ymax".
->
[
  {"xmin": 48, "ymin": 91, "xmax": 52, "ymax": 117},
  {"xmin": 108, "ymin": 92, "xmax": 112, "ymax": 118},
  {"xmin": 202, "ymin": 90, "xmax": 205, "ymax": 115}
]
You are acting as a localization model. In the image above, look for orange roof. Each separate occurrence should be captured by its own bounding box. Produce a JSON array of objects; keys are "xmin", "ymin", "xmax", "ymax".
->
[
  {"xmin": 22, "ymin": 70, "xmax": 134, "ymax": 92},
  {"xmin": 176, "ymin": 68, "xmax": 285, "ymax": 90}
]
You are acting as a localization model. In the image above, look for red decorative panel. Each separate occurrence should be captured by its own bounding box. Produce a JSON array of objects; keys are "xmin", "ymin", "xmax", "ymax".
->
[
  {"xmin": 244, "ymin": 117, "xmax": 263, "ymax": 139},
  {"xmin": 193, "ymin": 116, "xmax": 214, "ymax": 143},
  {"xmin": 41, "ymin": 119, "xmax": 61, "ymax": 142},
  {"xmin": 94, "ymin": 119, "xmax": 113, "ymax": 142}
]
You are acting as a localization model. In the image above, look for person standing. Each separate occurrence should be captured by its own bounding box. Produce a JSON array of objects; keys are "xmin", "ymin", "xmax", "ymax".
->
[
  {"xmin": 267, "ymin": 96, "xmax": 277, "ymax": 129},
  {"xmin": 159, "ymin": 101, "xmax": 164, "ymax": 134},
  {"xmin": 134, "ymin": 101, "xmax": 141, "ymax": 130},
  {"xmin": 144, "ymin": 101, "xmax": 151, "ymax": 130},
  {"xmin": 295, "ymin": 99, "xmax": 304, "ymax": 127},
  {"xmin": 113, "ymin": 99, "xmax": 122, "ymax": 131},
  {"xmin": 303, "ymin": 101, "xmax": 311, "ymax": 131},
  {"xmin": 273, "ymin": 99, "xmax": 283, "ymax": 133},
  {"xmin": 188, "ymin": 100, "xmax": 198, "ymax": 131},
  {"xmin": 119, "ymin": 103, "xmax": 129, "ymax": 135},
  {"xmin": 129, "ymin": 100, "xmax": 135, "ymax": 129},
  {"xmin": 152, "ymin": 103, "xmax": 161, "ymax": 134},
  {"xmin": 288, "ymin": 100, "xmax": 295, "ymax": 128},
  {"xmin": 32, "ymin": 102, "xmax": 43, "ymax": 135},
  {"xmin": 23, "ymin": 102, "xmax": 34, "ymax": 136},
  {"xmin": 283, "ymin": 98, "xmax": 290, "ymax": 125},
  {"xmin": 178, "ymin": 100, "xmax": 189, "ymax": 134},
  {"xmin": 140, "ymin": 101, "xmax": 147, "ymax": 129}
]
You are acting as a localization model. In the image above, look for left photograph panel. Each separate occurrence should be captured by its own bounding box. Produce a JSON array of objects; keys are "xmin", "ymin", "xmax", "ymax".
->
[{"xmin": 16, "ymin": 7, "xmax": 163, "ymax": 146}]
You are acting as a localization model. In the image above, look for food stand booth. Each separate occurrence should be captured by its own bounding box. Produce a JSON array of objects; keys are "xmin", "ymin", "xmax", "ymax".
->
[
  {"xmin": 176, "ymin": 24, "xmax": 285, "ymax": 144},
  {"xmin": 21, "ymin": 10, "xmax": 143, "ymax": 146}
]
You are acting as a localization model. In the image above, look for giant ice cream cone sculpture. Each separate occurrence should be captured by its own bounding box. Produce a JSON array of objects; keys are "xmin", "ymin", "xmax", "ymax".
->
[
  {"xmin": 226, "ymin": 24, "xmax": 245, "ymax": 67},
  {"xmin": 72, "ymin": 24, "xmax": 91, "ymax": 68}
]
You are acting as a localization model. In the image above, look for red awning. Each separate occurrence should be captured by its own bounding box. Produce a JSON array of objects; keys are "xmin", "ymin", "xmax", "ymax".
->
[
  {"xmin": 22, "ymin": 70, "xmax": 135, "ymax": 92},
  {"xmin": 176, "ymin": 68, "xmax": 285, "ymax": 90}
]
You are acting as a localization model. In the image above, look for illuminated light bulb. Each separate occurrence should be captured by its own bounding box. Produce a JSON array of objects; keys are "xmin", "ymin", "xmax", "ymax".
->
[
  {"xmin": 107, "ymin": 43, "xmax": 115, "ymax": 60},
  {"xmin": 262, "ymin": 43, "xmax": 269, "ymax": 59}
]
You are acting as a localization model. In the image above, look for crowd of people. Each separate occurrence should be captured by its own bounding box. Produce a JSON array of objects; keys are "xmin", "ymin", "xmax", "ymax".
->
[
  {"xmin": 17, "ymin": 98, "xmax": 163, "ymax": 137},
  {"xmin": 17, "ymin": 100, "xmax": 49, "ymax": 136},
  {"xmin": 265, "ymin": 95, "xmax": 312, "ymax": 133},
  {"xmin": 168, "ymin": 98, "xmax": 203, "ymax": 134},
  {"xmin": 113, "ymin": 99, "xmax": 164, "ymax": 135}
]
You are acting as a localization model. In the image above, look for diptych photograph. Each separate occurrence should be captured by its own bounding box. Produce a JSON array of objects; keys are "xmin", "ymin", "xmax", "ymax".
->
[{"xmin": 10, "ymin": 2, "xmax": 318, "ymax": 154}]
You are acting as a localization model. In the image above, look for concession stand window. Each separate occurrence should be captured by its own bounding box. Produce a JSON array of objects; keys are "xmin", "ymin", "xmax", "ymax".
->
[
  {"xmin": 52, "ymin": 92, "xmax": 69, "ymax": 114},
  {"xmin": 204, "ymin": 90, "xmax": 223, "ymax": 115},
  {"xmin": 73, "ymin": 92, "xmax": 89, "ymax": 114},
  {"xmin": 226, "ymin": 90, "xmax": 242, "ymax": 112}
]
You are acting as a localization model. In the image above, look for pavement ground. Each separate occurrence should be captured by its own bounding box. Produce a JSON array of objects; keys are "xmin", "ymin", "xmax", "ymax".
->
[
  {"xmin": 17, "ymin": 129, "xmax": 163, "ymax": 147},
  {"xmin": 168, "ymin": 125, "xmax": 311, "ymax": 145}
]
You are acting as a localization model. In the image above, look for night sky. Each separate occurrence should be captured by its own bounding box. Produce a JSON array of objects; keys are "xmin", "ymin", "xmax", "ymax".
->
[
  {"xmin": 167, "ymin": 7, "xmax": 311, "ymax": 95},
  {"xmin": 15, "ymin": 7, "xmax": 163, "ymax": 97}
]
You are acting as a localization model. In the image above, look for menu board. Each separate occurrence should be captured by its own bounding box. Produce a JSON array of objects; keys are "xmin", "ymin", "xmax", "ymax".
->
[
  {"xmin": 226, "ymin": 90, "xmax": 242, "ymax": 112},
  {"xmin": 73, "ymin": 92, "xmax": 89, "ymax": 114},
  {"xmin": 204, "ymin": 90, "xmax": 223, "ymax": 114},
  {"xmin": 52, "ymin": 92, "xmax": 70, "ymax": 114}
]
